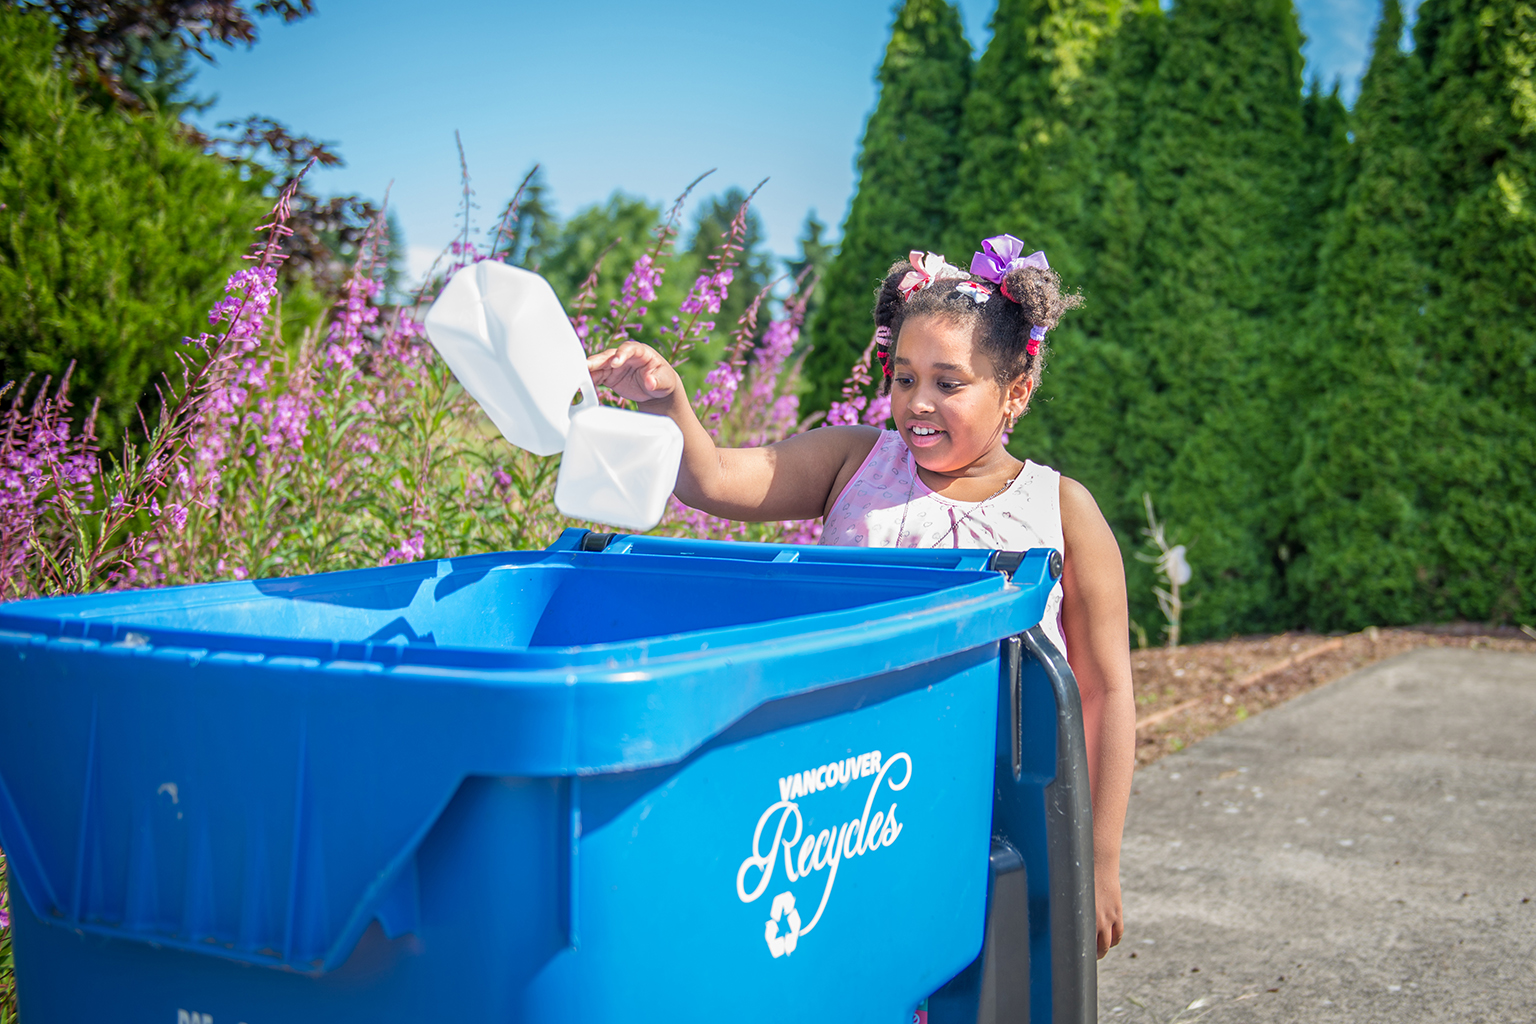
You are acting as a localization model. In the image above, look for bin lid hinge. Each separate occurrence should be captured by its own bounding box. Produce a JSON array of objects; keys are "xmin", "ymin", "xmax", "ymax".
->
[
  {"xmin": 580, "ymin": 531, "xmax": 618, "ymax": 553},
  {"xmin": 987, "ymin": 548, "xmax": 1063, "ymax": 581}
]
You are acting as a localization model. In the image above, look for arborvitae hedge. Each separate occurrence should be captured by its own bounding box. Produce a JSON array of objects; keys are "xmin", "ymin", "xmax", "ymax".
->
[
  {"xmin": 0, "ymin": 6, "xmax": 268, "ymax": 445},
  {"xmin": 803, "ymin": 0, "xmax": 972, "ymax": 412},
  {"xmin": 1295, "ymin": 0, "xmax": 1536, "ymax": 628},
  {"xmin": 1128, "ymin": 0, "xmax": 1318, "ymax": 637},
  {"xmin": 948, "ymin": 0, "xmax": 1128, "ymax": 281},
  {"xmin": 1416, "ymin": 0, "xmax": 1536, "ymax": 624},
  {"xmin": 811, "ymin": 0, "xmax": 1535, "ymax": 635},
  {"xmin": 1014, "ymin": 0, "xmax": 1318, "ymax": 638},
  {"xmin": 1293, "ymin": 0, "xmax": 1446, "ymax": 627},
  {"xmin": 1012, "ymin": 0, "xmax": 1167, "ymax": 504}
]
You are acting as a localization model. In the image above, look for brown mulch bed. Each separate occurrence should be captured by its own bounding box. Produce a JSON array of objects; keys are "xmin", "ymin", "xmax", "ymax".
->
[{"xmin": 1131, "ymin": 623, "xmax": 1536, "ymax": 768}]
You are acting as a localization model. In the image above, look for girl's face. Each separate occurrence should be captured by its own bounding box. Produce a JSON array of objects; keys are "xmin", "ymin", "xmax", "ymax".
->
[{"xmin": 889, "ymin": 315, "xmax": 1032, "ymax": 475}]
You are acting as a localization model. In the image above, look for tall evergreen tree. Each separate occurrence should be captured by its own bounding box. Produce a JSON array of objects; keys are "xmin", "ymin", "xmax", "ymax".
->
[
  {"xmin": 802, "ymin": 0, "xmax": 971, "ymax": 411},
  {"xmin": 1403, "ymin": 0, "xmax": 1534, "ymax": 622},
  {"xmin": 1291, "ymin": 0, "xmax": 1448, "ymax": 627},
  {"xmin": 946, "ymin": 0, "xmax": 1129, "ymax": 283},
  {"xmin": 786, "ymin": 211, "xmax": 833, "ymax": 352},
  {"xmin": 998, "ymin": 1, "xmax": 1166, "ymax": 504},
  {"xmin": 1109, "ymin": 0, "xmax": 1314, "ymax": 638}
]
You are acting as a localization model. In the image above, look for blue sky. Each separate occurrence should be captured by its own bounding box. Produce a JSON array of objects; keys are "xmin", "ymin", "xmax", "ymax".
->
[{"xmin": 189, "ymin": 0, "xmax": 1408, "ymax": 283}]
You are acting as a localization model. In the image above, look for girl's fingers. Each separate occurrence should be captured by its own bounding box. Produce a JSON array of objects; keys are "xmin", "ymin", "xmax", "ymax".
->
[
  {"xmin": 613, "ymin": 341, "xmax": 646, "ymax": 364},
  {"xmin": 585, "ymin": 343, "xmax": 671, "ymax": 399}
]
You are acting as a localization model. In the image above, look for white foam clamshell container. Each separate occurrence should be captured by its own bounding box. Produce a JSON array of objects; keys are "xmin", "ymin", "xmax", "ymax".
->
[{"xmin": 423, "ymin": 260, "xmax": 684, "ymax": 531}]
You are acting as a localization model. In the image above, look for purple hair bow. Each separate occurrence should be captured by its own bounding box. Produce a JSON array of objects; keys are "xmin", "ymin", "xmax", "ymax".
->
[{"xmin": 969, "ymin": 234, "xmax": 1049, "ymax": 284}]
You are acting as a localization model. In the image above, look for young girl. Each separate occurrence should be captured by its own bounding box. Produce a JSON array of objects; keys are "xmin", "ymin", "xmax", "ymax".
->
[{"xmin": 588, "ymin": 238, "xmax": 1135, "ymax": 958}]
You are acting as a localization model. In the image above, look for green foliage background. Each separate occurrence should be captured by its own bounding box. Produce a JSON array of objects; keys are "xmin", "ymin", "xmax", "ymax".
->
[
  {"xmin": 813, "ymin": 0, "xmax": 1536, "ymax": 637},
  {"xmin": 0, "ymin": 6, "xmax": 269, "ymax": 447}
]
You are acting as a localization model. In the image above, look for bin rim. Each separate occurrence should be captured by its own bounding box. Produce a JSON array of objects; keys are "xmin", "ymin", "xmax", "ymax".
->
[{"xmin": 0, "ymin": 536, "xmax": 1060, "ymax": 678}]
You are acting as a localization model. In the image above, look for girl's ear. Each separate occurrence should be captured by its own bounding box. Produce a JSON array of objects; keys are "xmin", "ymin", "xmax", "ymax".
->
[{"xmin": 1006, "ymin": 373, "xmax": 1035, "ymax": 422}]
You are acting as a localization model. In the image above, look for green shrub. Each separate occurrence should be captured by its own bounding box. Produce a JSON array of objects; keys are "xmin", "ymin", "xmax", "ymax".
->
[{"xmin": 0, "ymin": 5, "xmax": 269, "ymax": 448}]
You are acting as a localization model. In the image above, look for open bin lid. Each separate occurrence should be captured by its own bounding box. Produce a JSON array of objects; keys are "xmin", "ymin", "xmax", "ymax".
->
[{"xmin": 0, "ymin": 531, "xmax": 1060, "ymax": 974}]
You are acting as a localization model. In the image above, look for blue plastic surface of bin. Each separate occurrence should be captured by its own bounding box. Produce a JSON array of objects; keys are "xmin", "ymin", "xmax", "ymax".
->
[{"xmin": 0, "ymin": 530, "xmax": 1076, "ymax": 1023}]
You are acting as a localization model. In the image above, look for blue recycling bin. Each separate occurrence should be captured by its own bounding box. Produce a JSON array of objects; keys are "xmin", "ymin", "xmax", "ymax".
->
[{"xmin": 0, "ymin": 530, "xmax": 1094, "ymax": 1023}]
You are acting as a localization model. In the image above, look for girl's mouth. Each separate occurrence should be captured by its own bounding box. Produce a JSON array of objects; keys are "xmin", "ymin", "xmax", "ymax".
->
[{"xmin": 907, "ymin": 424, "xmax": 945, "ymax": 448}]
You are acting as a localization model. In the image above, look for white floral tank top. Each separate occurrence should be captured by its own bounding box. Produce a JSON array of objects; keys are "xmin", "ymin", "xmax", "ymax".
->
[{"xmin": 820, "ymin": 430, "xmax": 1067, "ymax": 655}]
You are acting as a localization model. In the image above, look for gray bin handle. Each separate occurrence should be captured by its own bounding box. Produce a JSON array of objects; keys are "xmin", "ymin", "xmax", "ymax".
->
[
  {"xmin": 931, "ymin": 625, "xmax": 1097, "ymax": 1024},
  {"xmin": 1021, "ymin": 626, "xmax": 1098, "ymax": 1024}
]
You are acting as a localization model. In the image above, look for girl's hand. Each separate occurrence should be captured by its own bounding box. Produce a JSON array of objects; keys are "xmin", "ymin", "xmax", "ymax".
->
[
  {"xmin": 588, "ymin": 341, "xmax": 681, "ymax": 406},
  {"xmin": 1096, "ymin": 863, "xmax": 1124, "ymax": 958}
]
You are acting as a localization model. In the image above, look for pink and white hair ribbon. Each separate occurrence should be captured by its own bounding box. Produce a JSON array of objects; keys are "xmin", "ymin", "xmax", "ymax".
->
[{"xmin": 898, "ymin": 250, "xmax": 964, "ymax": 300}]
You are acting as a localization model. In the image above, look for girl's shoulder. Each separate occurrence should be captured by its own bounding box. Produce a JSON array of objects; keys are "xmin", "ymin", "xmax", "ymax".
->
[
  {"xmin": 1057, "ymin": 474, "xmax": 1107, "ymax": 532},
  {"xmin": 1012, "ymin": 457, "xmax": 1061, "ymax": 500},
  {"xmin": 814, "ymin": 424, "xmax": 891, "ymax": 520}
]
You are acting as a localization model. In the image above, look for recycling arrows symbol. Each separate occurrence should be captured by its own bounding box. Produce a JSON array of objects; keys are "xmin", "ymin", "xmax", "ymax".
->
[{"xmin": 763, "ymin": 891, "xmax": 802, "ymax": 958}]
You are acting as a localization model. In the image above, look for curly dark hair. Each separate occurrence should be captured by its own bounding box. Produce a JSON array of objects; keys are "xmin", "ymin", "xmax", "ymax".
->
[{"xmin": 871, "ymin": 256, "xmax": 1083, "ymax": 397}]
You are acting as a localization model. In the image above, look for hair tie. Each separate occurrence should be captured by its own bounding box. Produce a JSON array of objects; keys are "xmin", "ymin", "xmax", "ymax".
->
[
  {"xmin": 874, "ymin": 325, "xmax": 893, "ymax": 377},
  {"xmin": 1026, "ymin": 324, "xmax": 1047, "ymax": 357}
]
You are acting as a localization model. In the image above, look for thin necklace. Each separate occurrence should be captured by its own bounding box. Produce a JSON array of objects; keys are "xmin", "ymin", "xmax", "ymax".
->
[{"xmin": 894, "ymin": 451, "xmax": 1019, "ymax": 548}]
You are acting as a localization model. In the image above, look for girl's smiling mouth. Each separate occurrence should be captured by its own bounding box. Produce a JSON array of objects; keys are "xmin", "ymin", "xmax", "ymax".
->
[{"xmin": 906, "ymin": 423, "xmax": 946, "ymax": 447}]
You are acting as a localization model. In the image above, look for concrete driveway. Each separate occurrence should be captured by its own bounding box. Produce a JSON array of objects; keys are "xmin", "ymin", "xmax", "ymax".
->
[{"xmin": 1097, "ymin": 647, "xmax": 1536, "ymax": 1023}]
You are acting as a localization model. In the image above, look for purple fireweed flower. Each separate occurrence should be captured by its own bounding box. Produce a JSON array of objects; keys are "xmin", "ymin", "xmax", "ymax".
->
[
  {"xmin": 780, "ymin": 518, "xmax": 823, "ymax": 545},
  {"xmin": 380, "ymin": 314, "xmax": 426, "ymax": 368},
  {"xmin": 601, "ymin": 252, "xmax": 670, "ymax": 345},
  {"xmin": 766, "ymin": 392, "xmax": 800, "ymax": 437},
  {"xmin": 381, "ymin": 531, "xmax": 427, "ymax": 566},
  {"xmin": 325, "ymin": 276, "xmax": 383, "ymax": 375},
  {"xmin": 622, "ymin": 254, "xmax": 662, "ymax": 305},
  {"xmin": 259, "ymin": 392, "xmax": 312, "ymax": 453},
  {"xmin": 0, "ymin": 374, "xmax": 102, "ymax": 590},
  {"xmin": 679, "ymin": 268, "xmax": 732, "ymax": 316},
  {"xmin": 697, "ymin": 362, "xmax": 744, "ymax": 424},
  {"xmin": 826, "ymin": 397, "xmax": 867, "ymax": 427},
  {"xmin": 208, "ymin": 266, "xmax": 279, "ymax": 354}
]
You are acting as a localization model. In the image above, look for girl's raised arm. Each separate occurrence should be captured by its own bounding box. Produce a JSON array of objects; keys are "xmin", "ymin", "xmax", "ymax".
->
[{"xmin": 588, "ymin": 341, "xmax": 878, "ymax": 523}]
